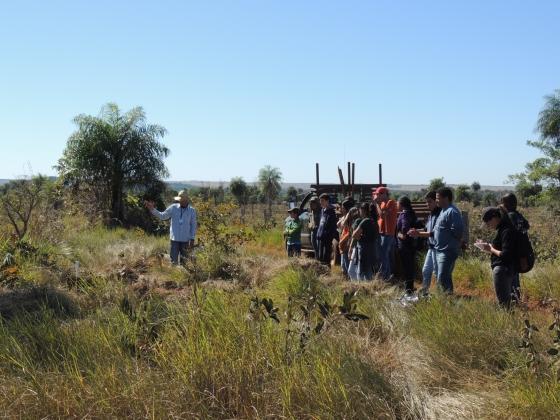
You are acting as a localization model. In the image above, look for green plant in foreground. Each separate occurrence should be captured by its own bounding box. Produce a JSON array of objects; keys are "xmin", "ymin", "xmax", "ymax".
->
[
  {"xmin": 520, "ymin": 316, "xmax": 542, "ymax": 372},
  {"xmin": 547, "ymin": 308, "xmax": 560, "ymax": 376},
  {"xmin": 250, "ymin": 291, "xmax": 369, "ymax": 361}
]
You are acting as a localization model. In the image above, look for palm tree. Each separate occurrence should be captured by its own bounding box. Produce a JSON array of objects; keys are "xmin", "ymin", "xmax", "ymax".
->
[
  {"xmin": 536, "ymin": 90, "xmax": 560, "ymax": 146},
  {"xmin": 258, "ymin": 166, "xmax": 282, "ymax": 221},
  {"xmin": 57, "ymin": 103, "xmax": 169, "ymax": 222}
]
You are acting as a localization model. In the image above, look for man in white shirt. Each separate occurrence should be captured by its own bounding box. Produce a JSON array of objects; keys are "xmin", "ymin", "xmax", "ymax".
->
[{"xmin": 145, "ymin": 190, "xmax": 197, "ymax": 264}]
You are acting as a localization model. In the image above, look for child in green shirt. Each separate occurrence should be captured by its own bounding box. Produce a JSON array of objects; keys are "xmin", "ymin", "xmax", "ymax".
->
[{"xmin": 284, "ymin": 207, "xmax": 302, "ymax": 257}]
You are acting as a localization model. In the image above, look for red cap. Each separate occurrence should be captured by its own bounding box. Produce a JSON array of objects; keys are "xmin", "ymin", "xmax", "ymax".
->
[{"xmin": 373, "ymin": 186, "xmax": 389, "ymax": 195}]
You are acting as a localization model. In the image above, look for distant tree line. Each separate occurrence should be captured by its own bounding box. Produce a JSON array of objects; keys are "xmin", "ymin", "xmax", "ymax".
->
[{"xmin": 4, "ymin": 91, "xmax": 559, "ymax": 240}]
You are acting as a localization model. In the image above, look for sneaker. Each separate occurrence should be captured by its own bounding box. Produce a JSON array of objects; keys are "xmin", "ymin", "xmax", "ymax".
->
[{"xmin": 404, "ymin": 292, "xmax": 419, "ymax": 303}]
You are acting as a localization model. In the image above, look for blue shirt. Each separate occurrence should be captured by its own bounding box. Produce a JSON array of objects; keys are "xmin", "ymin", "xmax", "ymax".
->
[
  {"xmin": 151, "ymin": 203, "xmax": 197, "ymax": 242},
  {"xmin": 434, "ymin": 205, "xmax": 463, "ymax": 254},
  {"xmin": 426, "ymin": 208, "xmax": 442, "ymax": 247}
]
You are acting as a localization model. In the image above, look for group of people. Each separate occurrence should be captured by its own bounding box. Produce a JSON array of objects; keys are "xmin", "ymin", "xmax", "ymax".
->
[
  {"xmin": 299, "ymin": 187, "xmax": 465, "ymax": 298},
  {"xmin": 143, "ymin": 186, "xmax": 529, "ymax": 308},
  {"xmin": 284, "ymin": 186, "xmax": 530, "ymax": 307}
]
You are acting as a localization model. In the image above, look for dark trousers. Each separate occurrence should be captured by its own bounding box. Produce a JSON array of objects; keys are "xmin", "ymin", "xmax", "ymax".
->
[
  {"xmin": 318, "ymin": 239, "xmax": 333, "ymax": 266},
  {"xmin": 311, "ymin": 228, "xmax": 320, "ymax": 259},
  {"xmin": 399, "ymin": 246, "xmax": 417, "ymax": 292},
  {"xmin": 170, "ymin": 241, "xmax": 190, "ymax": 265},
  {"xmin": 493, "ymin": 265, "xmax": 514, "ymax": 308},
  {"xmin": 287, "ymin": 243, "xmax": 301, "ymax": 257},
  {"xmin": 512, "ymin": 271, "xmax": 521, "ymax": 301}
]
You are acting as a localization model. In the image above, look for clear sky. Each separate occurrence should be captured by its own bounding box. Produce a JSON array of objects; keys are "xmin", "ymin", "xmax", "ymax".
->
[{"xmin": 1, "ymin": 0, "xmax": 558, "ymax": 186}]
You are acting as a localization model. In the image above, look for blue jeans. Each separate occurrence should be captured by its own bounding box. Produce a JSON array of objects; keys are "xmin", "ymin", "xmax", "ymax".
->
[
  {"xmin": 170, "ymin": 240, "xmax": 190, "ymax": 265},
  {"xmin": 287, "ymin": 243, "xmax": 301, "ymax": 257},
  {"xmin": 435, "ymin": 251, "xmax": 458, "ymax": 293},
  {"xmin": 348, "ymin": 249, "xmax": 359, "ymax": 281},
  {"xmin": 378, "ymin": 235, "xmax": 395, "ymax": 280},
  {"xmin": 341, "ymin": 252, "xmax": 350, "ymax": 276},
  {"xmin": 422, "ymin": 248, "xmax": 439, "ymax": 290}
]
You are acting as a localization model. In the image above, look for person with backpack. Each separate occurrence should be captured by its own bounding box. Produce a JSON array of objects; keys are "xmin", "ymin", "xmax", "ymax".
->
[
  {"xmin": 396, "ymin": 196, "xmax": 418, "ymax": 295},
  {"xmin": 478, "ymin": 207, "xmax": 516, "ymax": 308},
  {"xmin": 349, "ymin": 202, "xmax": 379, "ymax": 281},
  {"xmin": 500, "ymin": 193, "xmax": 532, "ymax": 301},
  {"xmin": 408, "ymin": 191, "xmax": 441, "ymax": 296}
]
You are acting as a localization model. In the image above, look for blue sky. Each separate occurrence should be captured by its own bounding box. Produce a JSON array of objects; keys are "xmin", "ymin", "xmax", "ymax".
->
[{"xmin": 1, "ymin": 0, "xmax": 558, "ymax": 186}]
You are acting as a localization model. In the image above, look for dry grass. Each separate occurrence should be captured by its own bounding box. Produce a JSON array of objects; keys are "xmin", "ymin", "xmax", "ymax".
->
[{"xmin": 2, "ymin": 210, "xmax": 560, "ymax": 419}]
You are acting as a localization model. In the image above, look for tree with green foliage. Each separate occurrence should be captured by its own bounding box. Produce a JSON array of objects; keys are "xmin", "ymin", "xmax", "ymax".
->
[
  {"xmin": 209, "ymin": 186, "xmax": 225, "ymax": 205},
  {"xmin": 0, "ymin": 175, "xmax": 51, "ymax": 239},
  {"xmin": 510, "ymin": 90, "xmax": 560, "ymax": 206},
  {"xmin": 455, "ymin": 184, "xmax": 472, "ymax": 202},
  {"xmin": 230, "ymin": 177, "xmax": 248, "ymax": 205},
  {"xmin": 286, "ymin": 186, "xmax": 298, "ymax": 203},
  {"xmin": 246, "ymin": 185, "xmax": 260, "ymax": 216},
  {"xmin": 471, "ymin": 181, "xmax": 481, "ymax": 192},
  {"xmin": 470, "ymin": 181, "xmax": 482, "ymax": 206},
  {"xmin": 230, "ymin": 177, "xmax": 248, "ymax": 221},
  {"xmin": 258, "ymin": 166, "xmax": 282, "ymax": 221},
  {"xmin": 427, "ymin": 177, "xmax": 446, "ymax": 193},
  {"xmin": 482, "ymin": 191, "xmax": 498, "ymax": 206},
  {"xmin": 56, "ymin": 103, "xmax": 169, "ymax": 222}
]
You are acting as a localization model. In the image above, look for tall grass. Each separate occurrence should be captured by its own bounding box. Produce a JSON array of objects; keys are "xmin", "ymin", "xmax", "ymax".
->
[
  {"xmin": 409, "ymin": 296, "xmax": 524, "ymax": 374},
  {"xmin": 453, "ymin": 256, "xmax": 493, "ymax": 295},
  {"xmin": 523, "ymin": 261, "xmax": 560, "ymax": 303},
  {"xmin": 0, "ymin": 287, "xmax": 403, "ymax": 418},
  {"xmin": 4, "ymin": 213, "xmax": 560, "ymax": 418},
  {"xmin": 64, "ymin": 224, "xmax": 168, "ymax": 272}
]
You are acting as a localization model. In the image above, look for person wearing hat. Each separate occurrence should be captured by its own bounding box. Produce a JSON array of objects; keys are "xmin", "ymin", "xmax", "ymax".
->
[
  {"xmin": 478, "ymin": 207, "xmax": 516, "ymax": 308},
  {"xmin": 284, "ymin": 206, "xmax": 303, "ymax": 257},
  {"xmin": 145, "ymin": 190, "xmax": 197, "ymax": 264},
  {"xmin": 308, "ymin": 196, "xmax": 321, "ymax": 259},
  {"xmin": 373, "ymin": 186, "xmax": 398, "ymax": 280}
]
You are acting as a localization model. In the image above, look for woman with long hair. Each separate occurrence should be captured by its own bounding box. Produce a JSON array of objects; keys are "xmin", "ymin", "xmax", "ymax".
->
[
  {"xmin": 339, "ymin": 206, "xmax": 359, "ymax": 278},
  {"xmin": 396, "ymin": 196, "xmax": 418, "ymax": 295},
  {"xmin": 349, "ymin": 202, "xmax": 379, "ymax": 281}
]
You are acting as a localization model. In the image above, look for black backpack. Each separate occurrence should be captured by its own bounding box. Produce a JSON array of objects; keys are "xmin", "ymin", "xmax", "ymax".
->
[{"xmin": 508, "ymin": 212, "xmax": 535, "ymax": 273}]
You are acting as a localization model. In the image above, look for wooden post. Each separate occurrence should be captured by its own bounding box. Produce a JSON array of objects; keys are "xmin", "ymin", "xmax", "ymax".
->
[
  {"xmin": 338, "ymin": 167, "xmax": 346, "ymax": 195},
  {"xmin": 347, "ymin": 162, "xmax": 351, "ymax": 192}
]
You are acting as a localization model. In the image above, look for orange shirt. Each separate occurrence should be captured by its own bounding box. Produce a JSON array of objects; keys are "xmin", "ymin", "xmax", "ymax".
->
[
  {"xmin": 378, "ymin": 200, "xmax": 397, "ymax": 235},
  {"xmin": 339, "ymin": 226, "xmax": 351, "ymax": 253}
]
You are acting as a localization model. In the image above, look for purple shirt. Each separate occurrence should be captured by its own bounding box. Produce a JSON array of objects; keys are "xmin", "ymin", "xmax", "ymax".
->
[{"xmin": 396, "ymin": 210, "xmax": 416, "ymax": 249}]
